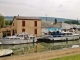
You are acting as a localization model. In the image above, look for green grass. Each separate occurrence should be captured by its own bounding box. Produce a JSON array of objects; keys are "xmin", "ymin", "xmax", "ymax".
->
[{"xmin": 50, "ymin": 54, "xmax": 80, "ymax": 60}]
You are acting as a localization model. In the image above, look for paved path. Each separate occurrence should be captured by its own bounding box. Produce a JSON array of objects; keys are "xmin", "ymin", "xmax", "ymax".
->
[{"xmin": 0, "ymin": 48, "xmax": 80, "ymax": 60}]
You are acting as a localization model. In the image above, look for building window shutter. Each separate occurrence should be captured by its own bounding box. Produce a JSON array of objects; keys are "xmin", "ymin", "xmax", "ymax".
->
[
  {"xmin": 34, "ymin": 21, "xmax": 37, "ymax": 27},
  {"xmin": 35, "ymin": 29, "xmax": 37, "ymax": 35},
  {"xmin": 22, "ymin": 29, "xmax": 25, "ymax": 32},
  {"xmin": 22, "ymin": 21, "xmax": 25, "ymax": 26}
]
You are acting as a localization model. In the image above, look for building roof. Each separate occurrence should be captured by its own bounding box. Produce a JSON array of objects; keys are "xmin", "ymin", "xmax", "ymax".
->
[
  {"xmin": 42, "ymin": 21, "xmax": 74, "ymax": 29},
  {"xmin": 62, "ymin": 23, "xmax": 73, "ymax": 29},
  {"xmin": 42, "ymin": 21, "xmax": 62, "ymax": 28},
  {"xmin": 14, "ymin": 16, "xmax": 41, "ymax": 20}
]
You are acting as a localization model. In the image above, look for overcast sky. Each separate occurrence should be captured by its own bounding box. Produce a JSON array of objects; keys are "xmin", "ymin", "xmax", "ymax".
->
[{"xmin": 0, "ymin": 0, "xmax": 80, "ymax": 19}]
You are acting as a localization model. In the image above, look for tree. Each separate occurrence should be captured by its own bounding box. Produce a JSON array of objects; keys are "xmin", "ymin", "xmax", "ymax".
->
[
  {"xmin": 0, "ymin": 15, "xmax": 5, "ymax": 28},
  {"xmin": 55, "ymin": 19, "xmax": 57, "ymax": 24},
  {"xmin": 10, "ymin": 21, "xmax": 13, "ymax": 25},
  {"xmin": 5, "ymin": 20, "xmax": 10, "ymax": 25},
  {"xmin": 64, "ymin": 20, "xmax": 80, "ymax": 25}
]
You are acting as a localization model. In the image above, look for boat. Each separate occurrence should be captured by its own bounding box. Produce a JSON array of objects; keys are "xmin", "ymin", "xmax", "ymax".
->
[
  {"xmin": 72, "ymin": 45, "xmax": 79, "ymax": 48},
  {"xmin": 37, "ymin": 31, "xmax": 79, "ymax": 42},
  {"xmin": 0, "ymin": 49, "xmax": 13, "ymax": 57},
  {"xmin": 62, "ymin": 31, "xmax": 79, "ymax": 40},
  {"xmin": 0, "ymin": 32, "xmax": 37, "ymax": 44}
]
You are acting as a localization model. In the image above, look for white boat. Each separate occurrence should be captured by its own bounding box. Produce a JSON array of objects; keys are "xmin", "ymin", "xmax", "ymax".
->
[
  {"xmin": 0, "ymin": 32, "xmax": 37, "ymax": 44},
  {"xmin": 37, "ymin": 31, "xmax": 79, "ymax": 42},
  {"xmin": 62, "ymin": 31, "xmax": 79, "ymax": 40},
  {"xmin": 72, "ymin": 45, "xmax": 79, "ymax": 48},
  {"xmin": 0, "ymin": 49, "xmax": 13, "ymax": 57}
]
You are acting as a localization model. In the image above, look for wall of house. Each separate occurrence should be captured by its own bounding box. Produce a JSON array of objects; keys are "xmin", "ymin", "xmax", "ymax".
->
[
  {"xmin": 61, "ymin": 23, "xmax": 73, "ymax": 29},
  {"xmin": 42, "ymin": 28, "xmax": 61, "ymax": 35},
  {"xmin": 13, "ymin": 19, "xmax": 42, "ymax": 36},
  {"xmin": 0, "ymin": 26, "xmax": 12, "ymax": 37},
  {"xmin": 47, "ymin": 28, "xmax": 61, "ymax": 32},
  {"xmin": 11, "ymin": 18, "xmax": 17, "ymax": 35},
  {"xmin": 42, "ymin": 28, "xmax": 48, "ymax": 35}
]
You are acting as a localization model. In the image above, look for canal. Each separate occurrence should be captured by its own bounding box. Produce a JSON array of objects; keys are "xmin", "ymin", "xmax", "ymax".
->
[{"xmin": 0, "ymin": 40, "xmax": 80, "ymax": 55}]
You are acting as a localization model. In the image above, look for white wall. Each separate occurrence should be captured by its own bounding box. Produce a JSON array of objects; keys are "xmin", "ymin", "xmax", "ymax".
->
[
  {"xmin": 62, "ymin": 23, "xmax": 73, "ymax": 29},
  {"xmin": 42, "ymin": 28, "xmax": 48, "ymax": 35}
]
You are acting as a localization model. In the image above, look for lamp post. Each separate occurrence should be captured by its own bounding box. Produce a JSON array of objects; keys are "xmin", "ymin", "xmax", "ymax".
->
[{"xmin": 33, "ymin": 38, "xmax": 35, "ymax": 46}]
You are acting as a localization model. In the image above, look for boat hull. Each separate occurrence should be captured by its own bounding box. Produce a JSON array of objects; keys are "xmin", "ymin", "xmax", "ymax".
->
[
  {"xmin": 37, "ymin": 36, "xmax": 79, "ymax": 42},
  {"xmin": 0, "ymin": 49, "xmax": 13, "ymax": 57},
  {"xmin": 0, "ymin": 39, "xmax": 37, "ymax": 45}
]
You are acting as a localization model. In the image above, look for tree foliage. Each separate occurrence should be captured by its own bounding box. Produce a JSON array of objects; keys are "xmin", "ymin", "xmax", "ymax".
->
[
  {"xmin": 0, "ymin": 15, "xmax": 5, "ymax": 28},
  {"xmin": 5, "ymin": 20, "xmax": 10, "ymax": 25},
  {"xmin": 0, "ymin": 14, "xmax": 10, "ymax": 28},
  {"xmin": 64, "ymin": 20, "xmax": 80, "ymax": 25},
  {"xmin": 9, "ymin": 21, "xmax": 13, "ymax": 25},
  {"xmin": 55, "ymin": 19, "xmax": 57, "ymax": 24}
]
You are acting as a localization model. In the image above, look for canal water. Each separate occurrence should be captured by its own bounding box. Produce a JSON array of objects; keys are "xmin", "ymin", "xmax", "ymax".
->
[{"xmin": 0, "ymin": 40, "xmax": 80, "ymax": 55}]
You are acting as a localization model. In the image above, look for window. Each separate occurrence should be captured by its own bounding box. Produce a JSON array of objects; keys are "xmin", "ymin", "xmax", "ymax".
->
[
  {"xmin": 22, "ymin": 29, "xmax": 25, "ymax": 32},
  {"xmin": 34, "ymin": 21, "xmax": 37, "ymax": 27},
  {"xmin": 13, "ymin": 30, "xmax": 15, "ymax": 35},
  {"xmin": 30, "ymin": 37, "xmax": 35, "ymax": 39},
  {"xmin": 22, "ymin": 21, "xmax": 25, "ymax": 26},
  {"xmin": 30, "ymin": 37, "xmax": 33, "ymax": 39},
  {"xmin": 34, "ymin": 29, "xmax": 37, "ymax": 35}
]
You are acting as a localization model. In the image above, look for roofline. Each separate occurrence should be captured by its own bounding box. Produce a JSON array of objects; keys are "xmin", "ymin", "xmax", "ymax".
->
[
  {"xmin": 16, "ymin": 19, "xmax": 41, "ymax": 20},
  {"xmin": 11, "ymin": 16, "xmax": 41, "ymax": 25},
  {"xmin": 14, "ymin": 16, "xmax": 41, "ymax": 20}
]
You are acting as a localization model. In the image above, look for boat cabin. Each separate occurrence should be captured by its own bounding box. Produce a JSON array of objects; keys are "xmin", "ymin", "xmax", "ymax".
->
[
  {"xmin": 5, "ymin": 33, "xmax": 36, "ymax": 40},
  {"xmin": 62, "ymin": 32, "xmax": 73, "ymax": 36}
]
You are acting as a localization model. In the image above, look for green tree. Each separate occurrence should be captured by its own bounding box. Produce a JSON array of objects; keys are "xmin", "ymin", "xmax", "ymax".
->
[
  {"xmin": 0, "ymin": 15, "xmax": 5, "ymax": 28},
  {"xmin": 5, "ymin": 20, "xmax": 10, "ymax": 25},
  {"xmin": 55, "ymin": 19, "xmax": 57, "ymax": 24},
  {"xmin": 10, "ymin": 21, "xmax": 13, "ymax": 25},
  {"xmin": 64, "ymin": 20, "xmax": 80, "ymax": 25}
]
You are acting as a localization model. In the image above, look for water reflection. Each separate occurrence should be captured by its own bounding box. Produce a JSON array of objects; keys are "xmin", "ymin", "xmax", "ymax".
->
[{"xmin": 0, "ymin": 40, "xmax": 80, "ymax": 55}]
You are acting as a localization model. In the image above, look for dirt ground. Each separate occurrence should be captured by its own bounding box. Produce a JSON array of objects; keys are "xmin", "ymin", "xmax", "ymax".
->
[{"xmin": 0, "ymin": 47, "xmax": 80, "ymax": 60}]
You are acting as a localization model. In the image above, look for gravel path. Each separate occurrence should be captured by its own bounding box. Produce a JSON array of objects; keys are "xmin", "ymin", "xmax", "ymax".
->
[{"xmin": 0, "ymin": 48, "xmax": 80, "ymax": 60}]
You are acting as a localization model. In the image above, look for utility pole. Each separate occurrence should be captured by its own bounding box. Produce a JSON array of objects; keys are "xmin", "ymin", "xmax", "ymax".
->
[
  {"xmin": 77, "ymin": 18, "xmax": 78, "ymax": 20},
  {"xmin": 46, "ymin": 14, "xmax": 47, "ymax": 21}
]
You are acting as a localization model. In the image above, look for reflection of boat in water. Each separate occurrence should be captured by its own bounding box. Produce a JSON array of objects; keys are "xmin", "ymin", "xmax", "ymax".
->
[
  {"xmin": 37, "ymin": 31, "xmax": 79, "ymax": 42},
  {"xmin": 0, "ymin": 49, "xmax": 13, "ymax": 57},
  {"xmin": 0, "ymin": 32, "xmax": 37, "ymax": 44},
  {"xmin": 72, "ymin": 45, "xmax": 79, "ymax": 48}
]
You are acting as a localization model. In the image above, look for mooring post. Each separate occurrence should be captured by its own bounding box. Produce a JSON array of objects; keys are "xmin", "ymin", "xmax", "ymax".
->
[{"xmin": 33, "ymin": 38, "xmax": 34, "ymax": 46}]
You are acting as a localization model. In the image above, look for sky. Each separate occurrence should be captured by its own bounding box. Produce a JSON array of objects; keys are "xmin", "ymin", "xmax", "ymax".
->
[{"xmin": 0, "ymin": 0, "xmax": 80, "ymax": 19}]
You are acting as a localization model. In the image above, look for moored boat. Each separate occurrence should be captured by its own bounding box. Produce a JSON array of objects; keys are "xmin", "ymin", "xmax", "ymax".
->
[
  {"xmin": 37, "ymin": 31, "xmax": 79, "ymax": 42},
  {"xmin": 0, "ymin": 32, "xmax": 37, "ymax": 45},
  {"xmin": 0, "ymin": 49, "xmax": 13, "ymax": 57}
]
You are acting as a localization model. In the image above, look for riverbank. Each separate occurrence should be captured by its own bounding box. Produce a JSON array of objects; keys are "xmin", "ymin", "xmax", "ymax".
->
[{"xmin": 0, "ymin": 47, "xmax": 80, "ymax": 60}]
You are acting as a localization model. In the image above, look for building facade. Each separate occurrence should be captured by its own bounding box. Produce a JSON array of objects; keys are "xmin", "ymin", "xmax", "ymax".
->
[{"xmin": 11, "ymin": 16, "xmax": 42, "ymax": 36}]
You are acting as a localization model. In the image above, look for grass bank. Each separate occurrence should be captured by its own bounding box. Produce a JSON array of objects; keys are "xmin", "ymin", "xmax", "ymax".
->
[
  {"xmin": 50, "ymin": 54, "xmax": 80, "ymax": 60},
  {"xmin": 1, "ymin": 48, "xmax": 80, "ymax": 60}
]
